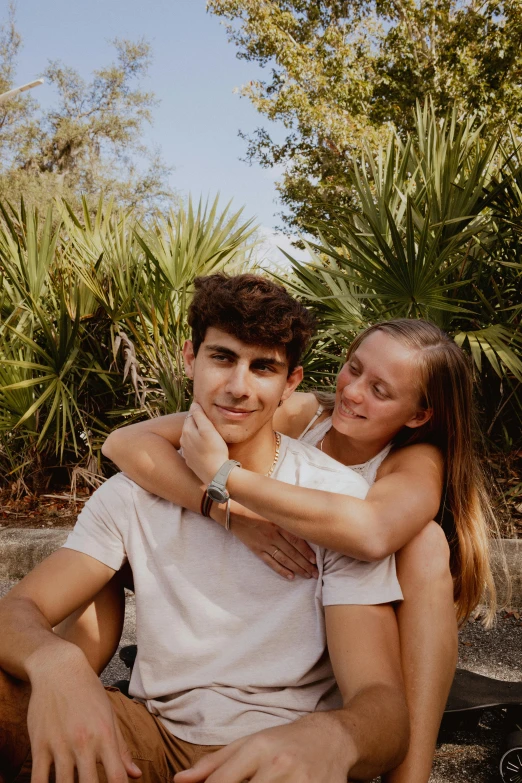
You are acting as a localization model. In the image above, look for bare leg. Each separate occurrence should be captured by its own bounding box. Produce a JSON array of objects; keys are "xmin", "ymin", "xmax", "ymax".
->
[
  {"xmin": 383, "ymin": 522, "xmax": 458, "ymax": 783},
  {"xmin": 0, "ymin": 667, "xmax": 30, "ymax": 783},
  {"xmin": 54, "ymin": 564, "xmax": 130, "ymax": 675}
]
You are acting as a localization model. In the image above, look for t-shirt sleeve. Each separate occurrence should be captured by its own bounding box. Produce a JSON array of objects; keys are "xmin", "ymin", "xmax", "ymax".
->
[
  {"xmin": 62, "ymin": 474, "xmax": 131, "ymax": 571},
  {"xmin": 321, "ymin": 550, "xmax": 403, "ymax": 606}
]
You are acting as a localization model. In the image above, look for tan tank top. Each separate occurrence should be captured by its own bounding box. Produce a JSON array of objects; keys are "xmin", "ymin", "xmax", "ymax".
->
[{"xmin": 298, "ymin": 413, "xmax": 392, "ymax": 486}]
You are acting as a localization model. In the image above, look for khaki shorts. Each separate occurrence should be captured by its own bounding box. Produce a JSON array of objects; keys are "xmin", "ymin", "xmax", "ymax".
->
[{"xmin": 15, "ymin": 687, "xmax": 223, "ymax": 783}]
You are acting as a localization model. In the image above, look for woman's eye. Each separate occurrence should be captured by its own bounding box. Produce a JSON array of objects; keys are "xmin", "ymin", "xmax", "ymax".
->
[
  {"xmin": 348, "ymin": 363, "xmax": 359, "ymax": 374},
  {"xmin": 373, "ymin": 386, "xmax": 388, "ymax": 399}
]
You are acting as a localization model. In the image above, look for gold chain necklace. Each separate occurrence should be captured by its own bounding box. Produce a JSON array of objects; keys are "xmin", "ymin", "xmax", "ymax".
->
[{"xmin": 266, "ymin": 431, "xmax": 281, "ymax": 477}]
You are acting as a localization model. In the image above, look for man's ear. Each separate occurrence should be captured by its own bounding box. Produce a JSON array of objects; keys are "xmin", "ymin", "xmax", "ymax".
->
[
  {"xmin": 281, "ymin": 365, "xmax": 304, "ymax": 403},
  {"xmin": 182, "ymin": 340, "xmax": 196, "ymax": 380},
  {"xmin": 404, "ymin": 407, "xmax": 433, "ymax": 430}
]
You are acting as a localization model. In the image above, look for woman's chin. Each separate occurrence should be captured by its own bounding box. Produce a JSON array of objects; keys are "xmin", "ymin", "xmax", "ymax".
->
[{"xmin": 331, "ymin": 409, "xmax": 364, "ymax": 435}]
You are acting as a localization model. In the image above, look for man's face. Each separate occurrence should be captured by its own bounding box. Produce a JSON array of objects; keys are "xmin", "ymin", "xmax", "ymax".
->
[{"xmin": 183, "ymin": 328, "xmax": 303, "ymax": 444}]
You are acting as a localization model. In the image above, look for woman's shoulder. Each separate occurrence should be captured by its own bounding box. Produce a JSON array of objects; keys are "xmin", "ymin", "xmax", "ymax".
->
[
  {"xmin": 380, "ymin": 441, "xmax": 444, "ymax": 477},
  {"xmin": 273, "ymin": 392, "xmax": 324, "ymax": 438}
]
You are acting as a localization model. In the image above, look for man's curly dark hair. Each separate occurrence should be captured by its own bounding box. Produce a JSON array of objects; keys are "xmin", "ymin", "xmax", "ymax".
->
[{"xmin": 188, "ymin": 274, "xmax": 316, "ymax": 373}]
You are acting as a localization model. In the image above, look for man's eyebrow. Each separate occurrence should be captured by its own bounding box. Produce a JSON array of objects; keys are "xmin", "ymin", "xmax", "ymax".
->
[
  {"xmin": 205, "ymin": 344, "xmax": 287, "ymax": 368},
  {"xmin": 205, "ymin": 344, "xmax": 238, "ymax": 358},
  {"xmin": 251, "ymin": 355, "xmax": 287, "ymax": 369}
]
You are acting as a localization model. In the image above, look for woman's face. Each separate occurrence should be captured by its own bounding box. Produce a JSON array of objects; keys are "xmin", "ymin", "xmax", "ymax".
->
[{"xmin": 332, "ymin": 330, "xmax": 432, "ymax": 444}]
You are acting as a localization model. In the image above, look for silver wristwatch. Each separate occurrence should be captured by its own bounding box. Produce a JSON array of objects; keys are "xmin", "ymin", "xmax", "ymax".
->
[{"xmin": 206, "ymin": 459, "xmax": 241, "ymax": 503}]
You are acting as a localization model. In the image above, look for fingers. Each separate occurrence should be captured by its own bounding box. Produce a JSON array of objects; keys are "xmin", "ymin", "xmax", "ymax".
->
[
  {"xmin": 188, "ymin": 403, "xmax": 214, "ymax": 431},
  {"xmin": 31, "ymin": 725, "xmax": 138, "ymax": 783},
  {"xmin": 31, "ymin": 748, "xmax": 52, "ymax": 783},
  {"xmin": 99, "ymin": 744, "xmax": 131, "ymax": 783},
  {"xmin": 280, "ymin": 530, "xmax": 316, "ymax": 566},
  {"xmin": 114, "ymin": 718, "xmax": 142, "ymax": 778},
  {"xmin": 273, "ymin": 535, "xmax": 319, "ymax": 579},
  {"xmin": 269, "ymin": 546, "xmax": 313, "ymax": 579},
  {"xmin": 75, "ymin": 753, "xmax": 99, "ymax": 783},
  {"xmin": 98, "ymin": 716, "xmax": 134, "ymax": 783},
  {"xmin": 175, "ymin": 743, "xmax": 257, "ymax": 783},
  {"xmin": 53, "ymin": 756, "xmax": 75, "ymax": 783},
  {"xmin": 203, "ymin": 747, "xmax": 257, "ymax": 783},
  {"xmin": 181, "ymin": 414, "xmax": 197, "ymax": 440},
  {"xmin": 174, "ymin": 742, "xmax": 242, "ymax": 782},
  {"xmin": 259, "ymin": 551, "xmax": 295, "ymax": 580}
]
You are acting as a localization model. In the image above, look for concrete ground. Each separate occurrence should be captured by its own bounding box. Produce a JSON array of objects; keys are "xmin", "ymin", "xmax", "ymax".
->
[{"xmin": 1, "ymin": 580, "xmax": 520, "ymax": 782}]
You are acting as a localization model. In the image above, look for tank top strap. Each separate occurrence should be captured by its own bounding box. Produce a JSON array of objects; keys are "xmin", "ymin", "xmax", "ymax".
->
[
  {"xmin": 298, "ymin": 403, "xmax": 326, "ymax": 439},
  {"xmin": 299, "ymin": 413, "xmax": 332, "ymax": 445}
]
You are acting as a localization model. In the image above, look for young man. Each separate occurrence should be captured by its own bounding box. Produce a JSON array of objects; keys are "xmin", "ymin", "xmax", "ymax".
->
[{"xmin": 0, "ymin": 274, "xmax": 408, "ymax": 783}]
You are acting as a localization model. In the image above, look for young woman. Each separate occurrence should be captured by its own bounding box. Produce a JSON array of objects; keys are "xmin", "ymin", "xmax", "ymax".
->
[{"xmin": 61, "ymin": 318, "xmax": 498, "ymax": 783}]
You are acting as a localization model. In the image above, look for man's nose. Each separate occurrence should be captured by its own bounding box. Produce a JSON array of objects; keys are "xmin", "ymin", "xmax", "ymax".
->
[{"xmin": 225, "ymin": 365, "xmax": 251, "ymax": 399}]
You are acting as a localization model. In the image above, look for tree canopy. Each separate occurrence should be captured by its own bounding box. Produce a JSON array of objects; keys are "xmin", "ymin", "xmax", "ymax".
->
[
  {"xmin": 208, "ymin": 0, "xmax": 522, "ymax": 230},
  {"xmin": 0, "ymin": 4, "xmax": 173, "ymax": 215}
]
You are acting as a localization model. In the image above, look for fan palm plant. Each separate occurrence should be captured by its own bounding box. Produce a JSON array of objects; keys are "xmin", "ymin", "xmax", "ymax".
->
[
  {"xmin": 279, "ymin": 103, "xmax": 522, "ymax": 448},
  {"xmin": 0, "ymin": 194, "xmax": 258, "ymax": 490}
]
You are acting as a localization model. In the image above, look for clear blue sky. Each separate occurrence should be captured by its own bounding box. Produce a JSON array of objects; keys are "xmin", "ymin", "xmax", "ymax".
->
[{"xmin": 11, "ymin": 0, "xmax": 305, "ymax": 261}]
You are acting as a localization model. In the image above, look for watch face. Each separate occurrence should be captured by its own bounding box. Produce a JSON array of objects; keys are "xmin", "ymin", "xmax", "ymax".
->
[{"xmin": 207, "ymin": 486, "xmax": 228, "ymax": 503}]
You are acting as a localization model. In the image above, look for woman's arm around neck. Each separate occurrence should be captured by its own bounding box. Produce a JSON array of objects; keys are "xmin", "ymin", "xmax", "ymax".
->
[
  {"xmin": 226, "ymin": 442, "xmax": 444, "ymax": 561},
  {"xmin": 100, "ymin": 393, "xmax": 318, "ymax": 510}
]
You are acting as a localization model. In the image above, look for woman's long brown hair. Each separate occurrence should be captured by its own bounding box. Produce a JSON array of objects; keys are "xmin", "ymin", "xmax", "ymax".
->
[{"xmin": 322, "ymin": 319, "xmax": 506, "ymax": 625}]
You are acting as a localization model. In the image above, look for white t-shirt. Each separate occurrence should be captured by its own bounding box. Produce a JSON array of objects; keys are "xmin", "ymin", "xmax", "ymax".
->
[{"xmin": 64, "ymin": 434, "xmax": 402, "ymax": 745}]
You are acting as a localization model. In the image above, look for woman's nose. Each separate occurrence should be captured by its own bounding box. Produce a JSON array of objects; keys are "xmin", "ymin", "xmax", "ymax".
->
[{"xmin": 343, "ymin": 377, "xmax": 364, "ymax": 404}]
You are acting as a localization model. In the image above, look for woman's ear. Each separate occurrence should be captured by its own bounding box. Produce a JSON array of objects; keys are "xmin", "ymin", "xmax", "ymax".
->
[
  {"xmin": 182, "ymin": 340, "xmax": 196, "ymax": 380},
  {"xmin": 405, "ymin": 407, "xmax": 433, "ymax": 430}
]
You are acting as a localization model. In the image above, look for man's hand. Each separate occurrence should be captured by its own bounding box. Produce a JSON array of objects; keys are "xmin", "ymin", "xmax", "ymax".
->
[
  {"xmin": 173, "ymin": 714, "xmax": 352, "ymax": 783},
  {"xmin": 180, "ymin": 403, "xmax": 230, "ymax": 484},
  {"xmin": 26, "ymin": 647, "xmax": 142, "ymax": 783}
]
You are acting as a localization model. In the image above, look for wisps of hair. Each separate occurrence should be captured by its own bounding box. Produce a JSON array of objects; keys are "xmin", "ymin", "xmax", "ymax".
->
[{"xmin": 188, "ymin": 274, "xmax": 316, "ymax": 373}]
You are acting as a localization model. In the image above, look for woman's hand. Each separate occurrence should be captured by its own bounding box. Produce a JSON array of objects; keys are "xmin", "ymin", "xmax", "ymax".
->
[
  {"xmin": 182, "ymin": 403, "xmax": 318, "ymax": 579},
  {"xmin": 180, "ymin": 403, "xmax": 229, "ymax": 484},
  {"xmin": 214, "ymin": 501, "xmax": 319, "ymax": 581}
]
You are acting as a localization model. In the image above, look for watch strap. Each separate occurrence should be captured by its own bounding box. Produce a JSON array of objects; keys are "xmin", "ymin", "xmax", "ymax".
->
[
  {"xmin": 211, "ymin": 459, "xmax": 241, "ymax": 488},
  {"xmin": 207, "ymin": 459, "xmax": 241, "ymax": 501}
]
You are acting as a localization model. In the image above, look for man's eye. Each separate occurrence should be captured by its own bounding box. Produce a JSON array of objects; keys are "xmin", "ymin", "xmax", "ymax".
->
[{"xmin": 212, "ymin": 354, "xmax": 230, "ymax": 362}]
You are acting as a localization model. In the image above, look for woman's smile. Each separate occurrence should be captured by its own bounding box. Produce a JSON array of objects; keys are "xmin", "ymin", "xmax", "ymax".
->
[{"xmin": 338, "ymin": 400, "xmax": 366, "ymax": 419}]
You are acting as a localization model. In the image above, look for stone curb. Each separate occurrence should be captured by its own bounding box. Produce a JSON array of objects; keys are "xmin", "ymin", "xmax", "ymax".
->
[
  {"xmin": 1, "ymin": 528, "xmax": 521, "ymax": 606},
  {"xmin": 0, "ymin": 528, "xmax": 70, "ymax": 580}
]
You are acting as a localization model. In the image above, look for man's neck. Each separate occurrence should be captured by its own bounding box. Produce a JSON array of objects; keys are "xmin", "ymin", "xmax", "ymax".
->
[{"xmin": 228, "ymin": 424, "xmax": 279, "ymax": 475}]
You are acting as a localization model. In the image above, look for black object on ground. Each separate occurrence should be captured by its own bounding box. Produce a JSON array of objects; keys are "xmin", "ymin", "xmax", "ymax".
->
[
  {"xmin": 111, "ymin": 646, "xmax": 137, "ymax": 697},
  {"xmin": 119, "ymin": 644, "xmax": 137, "ymax": 671},
  {"xmin": 500, "ymin": 729, "xmax": 522, "ymax": 782},
  {"xmin": 441, "ymin": 668, "xmax": 522, "ymax": 782}
]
